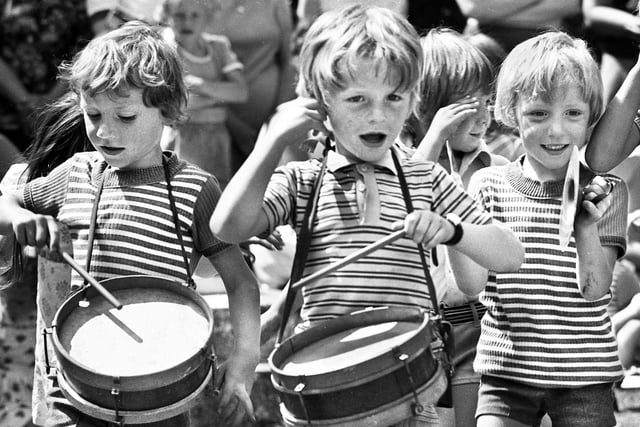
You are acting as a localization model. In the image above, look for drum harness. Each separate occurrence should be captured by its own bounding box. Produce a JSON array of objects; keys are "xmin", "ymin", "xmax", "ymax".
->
[
  {"xmin": 274, "ymin": 140, "xmax": 456, "ymax": 423},
  {"xmin": 42, "ymin": 155, "xmax": 203, "ymax": 425}
]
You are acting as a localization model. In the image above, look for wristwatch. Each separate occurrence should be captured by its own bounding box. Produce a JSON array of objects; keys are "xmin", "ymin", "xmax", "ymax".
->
[{"xmin": 443, "ymin": 213, "xmax": 463, "ymax": 246}]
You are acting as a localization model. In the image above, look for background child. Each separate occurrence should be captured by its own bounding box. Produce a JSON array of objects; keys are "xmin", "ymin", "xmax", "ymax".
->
[
  {"xmin": 0, "ymin": 21, "xmax": 259, "ymax": 427},
  {"xmin": 400, "ymin": 27, "xmax": 508, "ymax": 427},
  {"xmin": 211, "ymin": 5, "xmax": 524, "ymax": 426},
  {"xmin": 469, "ymin": 31, "xmax": 628, "ymax": 427},
  {"xmin": 159, "ymin": 0, "xmax": 248, "ymax": 188}
]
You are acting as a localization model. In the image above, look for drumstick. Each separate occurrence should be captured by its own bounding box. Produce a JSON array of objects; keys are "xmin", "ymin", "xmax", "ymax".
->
[
  {"xmin": 61, "ymin": 252, "xmax": 123, "ymax": 310},
  {"xmin": 291, "ymin": 229, "xmax": 406, "ymax": 290}
]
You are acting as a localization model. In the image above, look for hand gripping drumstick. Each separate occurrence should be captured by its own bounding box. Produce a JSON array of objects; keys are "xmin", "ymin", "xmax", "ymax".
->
[
  {"xmin": 61, "ymin": 252, "xmax": 123, "ymax": 310},
  {"xmin": 290, "ymin": 229, "xmax": 406, "ymax": 290}
]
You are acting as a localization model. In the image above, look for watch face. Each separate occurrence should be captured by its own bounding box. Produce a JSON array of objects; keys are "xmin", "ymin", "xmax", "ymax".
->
[{"xmin": 446, "ymin": 213, "xmax": 461, "ymax": 226}]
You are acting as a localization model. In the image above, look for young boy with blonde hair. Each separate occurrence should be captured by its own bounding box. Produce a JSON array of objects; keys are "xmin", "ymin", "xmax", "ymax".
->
[
  {"xmin": 469, "ymin": 31, "xmax": 628, "ymax": 427},
  {"xmin": 211, "ymin": 5, "xmax": 523, "ymax": 425}
]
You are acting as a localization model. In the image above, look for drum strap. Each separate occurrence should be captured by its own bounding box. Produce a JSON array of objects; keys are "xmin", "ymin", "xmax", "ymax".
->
[
  {"xmin": 391, "ymin": 148, "xmax": 455, "ymax": 408},
  {"xmin": 84, "ymin": 156, "xmax": 195, "ymax": 288},
  {"xmin": 276, "ymin": 138, "xmax": 332, "ymax": 344}
]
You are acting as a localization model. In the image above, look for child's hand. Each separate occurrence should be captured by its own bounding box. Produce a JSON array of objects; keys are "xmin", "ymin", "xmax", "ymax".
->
[
  {"xmin": 576, "ymin": 176, "xmax": 614, "ymax": 227},
  {"xmin": 214, "ymin": 359, "xmax": 256, "ymax": 426},
  {"xmin": 422, "ymin": 96, "xmax": 479, "ymax": 147},
  {"xmin": 395, "ymin": 210, "xmax": 455, "ymax": 249},
  {"xmin": 260, "ymin": 97, "xmax": 328, "ymax": 150},
  {"xmin": 11, "ymin": 211, "xmax": 63, "ymax": 255}
]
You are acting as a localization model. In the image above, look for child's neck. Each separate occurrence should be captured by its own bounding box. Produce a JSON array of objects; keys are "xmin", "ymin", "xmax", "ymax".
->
[{"xmin": 522, "ymin": 155, "xmax": 567, "ymax": 182}]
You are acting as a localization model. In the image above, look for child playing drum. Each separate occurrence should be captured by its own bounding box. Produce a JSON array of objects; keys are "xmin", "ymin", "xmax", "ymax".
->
[
  {"xmin": 210, "ymin": 5, "xmax": 524, "ymax": 425},
  {"xmin": 0, "ymin": 21, "xmax": 260, "ymax": 427}
]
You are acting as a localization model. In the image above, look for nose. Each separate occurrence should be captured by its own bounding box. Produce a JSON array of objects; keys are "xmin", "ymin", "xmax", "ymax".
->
[
  {"xmin": 547, "ymin": 114, "xmax": 564, "ymax": 137},
  {"xmin": 95, "ymin": 120, "xmax": 114, "ymax": 140},
  {"xmin": 368, "ymin": 101, "xmax": 386, "ymax": 123}
]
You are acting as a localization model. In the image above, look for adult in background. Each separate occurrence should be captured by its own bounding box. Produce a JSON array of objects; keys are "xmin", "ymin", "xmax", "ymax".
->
[
  {"xmin": 209, "ymin": 0, "xmax": 297, "ymax": 171},
  {"xmin": 455, "ymin": 0, "xmax": 582, "ymax": 52}
]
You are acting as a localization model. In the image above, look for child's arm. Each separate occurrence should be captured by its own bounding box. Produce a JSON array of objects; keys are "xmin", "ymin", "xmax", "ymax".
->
[
  {"xmin": 574, "ymin": 179, "xmax": 627, "ymax": 300},
  {"xmin": 412, "ymin": 96, "xmax": 480, "ymax": 162},
  {"xmin": 210, "ymin": 97, "xmax": 328, "ymax": 243},
  {"xmin": 401, "ymin": 211, "xmax": 524, "ymax": 295},
  {"xmin": 185, "ymin": 69, "xmax": 248, "ymax": 105},
  {"xmin": 586, "ymin": 55, "xmax": 640, "ymax": 172},
  {"xmin": 208, "ymin": 246, "xmax": 260, "ymax": 425}
]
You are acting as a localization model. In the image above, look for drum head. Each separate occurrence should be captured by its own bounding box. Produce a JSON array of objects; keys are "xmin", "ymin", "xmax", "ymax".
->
[
  {"xmin": 56, "ymin": 282, "xmax": 211, "ymax": 377},
  {"xmin": 281, "ymin": 321, "xmax": 418, "ymax": 376}
]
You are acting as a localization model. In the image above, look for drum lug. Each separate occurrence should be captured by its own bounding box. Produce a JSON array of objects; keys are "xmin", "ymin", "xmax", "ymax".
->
[
  {"xmin": 393, "ymin": 348, "xmax": 424, "ymax": 416},
  {"xmin": 294, "ymin": 380, "xmax": 314, "ymax": 426}
]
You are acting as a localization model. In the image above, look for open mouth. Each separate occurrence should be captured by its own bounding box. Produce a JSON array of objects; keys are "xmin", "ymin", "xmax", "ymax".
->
[{"xmin": 359, "ymin": 132, "xmax": 387, "ymax": 145}]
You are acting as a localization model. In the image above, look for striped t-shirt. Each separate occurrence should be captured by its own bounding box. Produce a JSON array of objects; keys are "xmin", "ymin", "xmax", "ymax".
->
[
  {"xmin": 262, "ymin": 148, "xmax": 492, "ymax": 328},
  {"xmin": 469, "ymin": 158, "xmax": 628, "ymax": 387},
  {"xmin": 23, "ymin": 151, "xmax": 230, "ymax": 288}
]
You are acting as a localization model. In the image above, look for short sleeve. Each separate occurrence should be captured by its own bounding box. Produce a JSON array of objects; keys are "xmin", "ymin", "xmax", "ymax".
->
[
  {"xmin": 192, "ymin": 174, "xmax": 233, "ymax": 257},
  {"xmin": 597, "ymin": 175, "xmax": 628, "ymax": 258}
]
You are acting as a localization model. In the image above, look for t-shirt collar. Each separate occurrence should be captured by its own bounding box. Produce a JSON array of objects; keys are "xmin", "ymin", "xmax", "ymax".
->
[{"xmin": 326, "ymin": 149, "xmax": 397, "ymax": 175}]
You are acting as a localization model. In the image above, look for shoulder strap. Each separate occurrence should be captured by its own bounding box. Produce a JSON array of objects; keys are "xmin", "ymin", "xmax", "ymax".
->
[
  {"xmin": 391, "ymin": 148, "xmax": 441, "ymax": 317},
  {"xmin": 276, "ymin": 142, "xmax": 331, "ymax": 343}
]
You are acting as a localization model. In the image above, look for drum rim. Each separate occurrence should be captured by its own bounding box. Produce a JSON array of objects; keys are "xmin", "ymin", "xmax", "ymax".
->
[
  {"xmin": 269, "ymin": 306, "xmax": 431, "ymax": 390},
  {"xmin": 51, "ymin": 275, "xmax": 215, "ymax": 388},
  {"xmin": 57, "ymin": 362, "xmax": 214, "ymax": 424}
]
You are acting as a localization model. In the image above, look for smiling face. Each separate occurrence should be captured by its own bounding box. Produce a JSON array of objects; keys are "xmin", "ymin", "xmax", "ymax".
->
[
  {"xmin": 448, "ymin": 89, "xmax": 492, "ymax": 154},
  {"xmin": 516, "ymin": 84, "xmax": 591, "ymax": 181},
  {"xmin": 324, "ymin": 57, "xmax": 413, "ymax": 163},
  {"xmin": 81, "ymin": 89, "xmax": 165, "ymax": 170}
]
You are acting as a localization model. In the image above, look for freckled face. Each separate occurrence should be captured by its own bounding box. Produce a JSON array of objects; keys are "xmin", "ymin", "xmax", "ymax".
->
[
  {"xmin": 80, "ymin": 89, "xmax": 166, "ymax": 170},
  {"xmin": 323, "ymin": 57, "xmax": 414, "ymax": 163},
  {"xmin": 515, "ymin": 84, "xmax": 591, "ymax": 181}
]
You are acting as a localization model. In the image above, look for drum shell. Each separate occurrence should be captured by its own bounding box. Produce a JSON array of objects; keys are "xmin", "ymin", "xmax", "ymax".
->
[
  {"xmin": 269, "ymin": 307, "xmax": 440, "ymax": 421},
  {"xmin": 51, "ymin": 275, "xmax": 215, "ymax": 411}
]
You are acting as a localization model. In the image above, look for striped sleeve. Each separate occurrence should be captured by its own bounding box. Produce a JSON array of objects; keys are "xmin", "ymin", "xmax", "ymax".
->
[{"xmin": 23, "ymin": 156, "xmax": 75, "ymax": 216}]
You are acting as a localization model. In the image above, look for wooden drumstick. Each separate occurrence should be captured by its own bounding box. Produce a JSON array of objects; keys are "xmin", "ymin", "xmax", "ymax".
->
[
  {"xmin": 61, "ymin": 252, "xmax": 123, "ymax": 310},
  {"xmin": 291, "ymin": 229, "xmax": 406, "ymax": 290}
]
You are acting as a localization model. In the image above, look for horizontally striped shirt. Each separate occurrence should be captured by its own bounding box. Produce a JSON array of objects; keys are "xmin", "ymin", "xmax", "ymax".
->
[
  {"xmin": 262, "ymin": 148, "xmax": 491, "ymax": 328},
  {"xmin": 23, "ymin": 151, "xmax": 230, "ymax": 288},
  {"xmin": 469, "ymin": 158, "xmax": 627, "ymax": 387}
]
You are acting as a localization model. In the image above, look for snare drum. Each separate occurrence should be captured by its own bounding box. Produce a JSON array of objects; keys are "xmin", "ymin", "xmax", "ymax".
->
[
  {"xmin": 269, "ymin": 307, "xmax": 447, "ymax": 427},
  {"xmin": 49, "ymin": 275, "xmax": 215, "ymax": 424}
]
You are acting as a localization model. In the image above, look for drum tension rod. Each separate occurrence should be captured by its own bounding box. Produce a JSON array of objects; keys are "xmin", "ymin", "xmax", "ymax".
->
[
  {"xmin": 111, "ymin": 376, "xmax": 124, "ymax": 426},
  {"xmin": 42, "ymin": 328, "xmax": 56, "ymax": 377},
  {"xmin": 393, "ymin": 348, "xmax": 424, "ymax": 415},
  {"xmin": 294, "ymin": 381, "xmax": 313, "ymax": 426}
]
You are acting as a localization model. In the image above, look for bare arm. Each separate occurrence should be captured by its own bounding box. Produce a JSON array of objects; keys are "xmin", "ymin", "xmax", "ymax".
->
[
  {"xmin": 455, "ymin": 0, "xmax": 542, "ymax": 21},
  {"xmin": 586, "ymin": 55, "xmax": 640, "ymax": 172},
  {"xmin": 583, "ymin": 0, "xmax": 640, "ymax": 41},
  {"xmin": 401, "ymin": 212, "xmax": 524, "ymax": 295},
  {"xmin": 574, "ymin": 181, "xmax": 626, "ymax": 300},
  {"xmin": 186, "ymin": 68, "xmax": 248, "ymax": 105},
  {"xmin": 208, "ymin": 246, "xmax": 260, "ymax": 425},
  {"xmin": 210, "ymin": 97, "xmax": 328, "ymax": 243}
]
